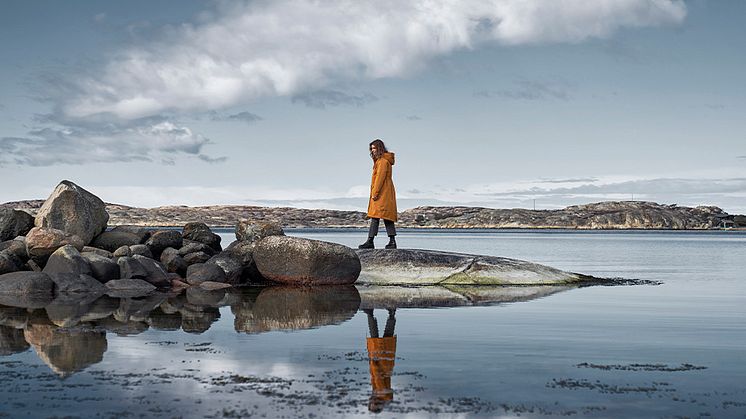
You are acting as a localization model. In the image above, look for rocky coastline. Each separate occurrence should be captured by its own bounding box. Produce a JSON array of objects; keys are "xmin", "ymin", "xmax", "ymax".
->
[{"xmin": 2, "ymin": 199, "xmax": 741, "ymax": 230}]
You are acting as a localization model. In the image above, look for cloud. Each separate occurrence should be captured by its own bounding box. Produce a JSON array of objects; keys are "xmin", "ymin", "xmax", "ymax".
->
[
  {"xmin": 737, "ymin": 156, "xmax": 746, "ymax": 159},
  {"xmin": 406, "ymin": 115, "xmax": 423, "ymax": 121},
  {"xmin": 291, "ymin": 90, "xmax": 378, "ymax": 109},
  {"xmin": 0, "ymin": 120, "xmax": 222, "ymax": 166},
  {"xmin": 475, "ymin": 79, "xmax": 571, "ymax": 100},
  {"xmin": 58, "ymin": 0, "xmax": 686, "ymax": 121},
  {"xmin": 93, "ymin": 12, "xmax": 107, "ymax": 23},
  {"xmin": 534, "ymin": 177, "xmax": 600, "ymax": 184},
  {"xmin": 210, "ymin": 110, "xmax": 263, "ymax": 123}
]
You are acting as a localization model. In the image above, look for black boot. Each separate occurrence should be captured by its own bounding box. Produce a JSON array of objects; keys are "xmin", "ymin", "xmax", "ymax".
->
[
  {"xmin": 358, "ymin": 237, "xmax": 375, "ymax": 249},
  {"xmin": 385, "ymin": 236, "xmax": 397, "ymax": 249}
]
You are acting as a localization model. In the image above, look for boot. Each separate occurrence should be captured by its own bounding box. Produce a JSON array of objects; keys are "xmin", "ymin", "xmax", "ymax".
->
[
  {"xmin": 385, "ymin": 236, "xmax": 397, "ymax": 249},
  {"xmin": 358, "ymin": 237, "xmax": 375, "ymax": 249}
]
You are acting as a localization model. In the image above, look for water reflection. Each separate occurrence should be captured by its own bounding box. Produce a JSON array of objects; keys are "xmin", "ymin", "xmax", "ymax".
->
[
  {"xmin": 0, "ymin": 283, "xmax": 575, "ymax": 378},
  {"xmin": 364, "ymin": 308, "xmax": 397, "ymax": 413}
]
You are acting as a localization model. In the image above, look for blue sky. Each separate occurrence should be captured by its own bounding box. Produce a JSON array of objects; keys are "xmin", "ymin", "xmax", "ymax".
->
[{"xmin": 1, "ymin": 0, "xmax": 744, "ymax": 213}]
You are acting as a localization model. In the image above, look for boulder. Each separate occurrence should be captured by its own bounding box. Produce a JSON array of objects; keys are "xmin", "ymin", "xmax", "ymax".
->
[
  {"xmin": 81, "ymin": 253, "xmax": 120, "ymax": 283},
  {"xmin": 224, "ymin": 240, "xmax": 260, "ymax": 280},
  {"xmin": 236, "ymin": 220, "xmax": 284, "ymax": 242},
  {"xmin": 25, "ymin": 227, "xmax": 85, "ymax": 265},
  {"xmin": 160, "ymin": 247, "xmax": 188, "ymax": 276},
  {"xmin": 81, "ymin": 246, "xmax": 113, "ymax": 258},
  {"xmin": 90, "ymin": 231, "xmax": 141, "ymax": 252},
  {"xmin": 199, "ymin": 281, "xmax": 232, "ymax": 291},
  {"xmin": 0, "ymin": 208, "xmax": 34, "ymax": 241},
  {"xmin": 205, "ymin": 251, "xmax": 244, "ymax": 285},
  {"xmin": 117, "ymin": 256, "xmax": 149, "ymax": 280},
  {"xmin": 49, "ymin": 273, "xmax": 106, "ymax": 295},
  {"xmin": 112, "ymin": 245, "xmax": 131, "ymax": 258},
  {"xmin": 104, "ymin": 278, "xmax": 157, "ymax": 298},
  {"xmin": 129, "ymin": 244, "xmax": 153, "ymax": 259},
  {"xmin": 145, "ymin": 230, "xmax": 183, "ymax": 257},
  {"xmin": 34, "ymin": 180, "xmax": 109, "ymax": 245},
  {"xmin": 186, "ymin": 263, "xmax": 226, "ymax": 285},
  {"xmin": 109, "ymin": 225, "xmax": 152, "ymax": 243},
  {"xmin": 0, "ymin": 239, "xmax": 28, "ymax": 260},
  {"xmin": 182, "ymin": 222, "xmax": 222, "ymax": 252},
  {"xmin": 253, "ymin": 236, "xmax": 361, "ymax": 285},
  {"xmin": 183, "ymin": 251, "xmax": 211, "ymax": 265},
  {"xmin": 179, "ymin": 241, "xmax": 217, "ymax": 256},
  {"xmin": 42, "ymin": 245, "xmax": 93, "ymax": 276},
  {"xmin": 0, "ymin": 250, "xmax": 23, "ymax": 275},
  {"xmin": 355, "ymin": 249, "xmax": 596, "ymax": 285},
  {"xmin": 132, "ymin": 255, "xmax": 170, "ymax": 288},
  {"xmin": 0, "ymin": 271, "xmax": 54, "ymax": 297}
]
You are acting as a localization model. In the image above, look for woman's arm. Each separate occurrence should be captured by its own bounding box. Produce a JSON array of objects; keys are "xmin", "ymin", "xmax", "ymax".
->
[{"xmin": 372, "ymin": 160, "xmax": 390, "ymax": 200}]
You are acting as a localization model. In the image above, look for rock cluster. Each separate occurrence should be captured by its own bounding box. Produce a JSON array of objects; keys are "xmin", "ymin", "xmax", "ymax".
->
[{"xmin": 0, "ymin": 180, "xmax": 363, "ymax": 301}]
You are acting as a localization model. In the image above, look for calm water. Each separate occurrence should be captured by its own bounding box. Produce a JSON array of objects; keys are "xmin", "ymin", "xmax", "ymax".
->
[{"xmin": 1, "ymin": 229, "xmax": 745, "ymax": 418}]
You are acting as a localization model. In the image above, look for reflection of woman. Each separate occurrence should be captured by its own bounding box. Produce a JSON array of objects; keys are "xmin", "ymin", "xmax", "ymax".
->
[
  {"xmin": 359, "ymin": 139, "xmax": 398, "ymax": 250},
  {"xmin": 364, "ymin": 308, "xmax": 397, "ymax": 413}
]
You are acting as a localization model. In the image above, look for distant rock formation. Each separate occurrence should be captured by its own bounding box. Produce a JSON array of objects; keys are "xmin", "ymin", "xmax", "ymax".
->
[{"xmin": 1, "ymin": 199, "xmax": 736, "ymax": 229}]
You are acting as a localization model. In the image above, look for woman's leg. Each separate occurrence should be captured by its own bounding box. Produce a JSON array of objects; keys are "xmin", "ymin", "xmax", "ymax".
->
[
  {"xmin": 383, "ymin": 220, "xmax": 396, "ymax": 236},
  {"xmin": 368, "ymin": 218, "xmax": 381, "ymax": 237}
]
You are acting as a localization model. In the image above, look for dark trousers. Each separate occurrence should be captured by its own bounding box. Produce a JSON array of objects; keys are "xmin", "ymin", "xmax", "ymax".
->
[{"xmin": 368, "ymin": 218, "xmax": 396, "ymax": 237}]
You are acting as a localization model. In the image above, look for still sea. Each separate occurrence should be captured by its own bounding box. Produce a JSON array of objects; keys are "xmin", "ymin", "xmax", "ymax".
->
[{"xmin": 1, "ymin": 229, "xmax": 744, "ymax": 418}]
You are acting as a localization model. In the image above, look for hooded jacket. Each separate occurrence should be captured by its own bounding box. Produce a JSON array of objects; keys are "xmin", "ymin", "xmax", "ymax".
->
[{"xmin": 367, "ymin": 152, "xmax": 397, "ymax": 222}]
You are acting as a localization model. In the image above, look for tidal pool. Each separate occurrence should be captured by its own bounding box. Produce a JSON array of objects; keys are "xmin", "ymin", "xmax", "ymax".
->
[{"xmin": 1, "ymin": 229, "xmax": 745, "ymax": 418}]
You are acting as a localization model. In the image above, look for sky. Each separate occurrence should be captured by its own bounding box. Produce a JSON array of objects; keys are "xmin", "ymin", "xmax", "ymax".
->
[{"xmin": 1, "ymin": 0, "xmax": 744, "ymax": 213}]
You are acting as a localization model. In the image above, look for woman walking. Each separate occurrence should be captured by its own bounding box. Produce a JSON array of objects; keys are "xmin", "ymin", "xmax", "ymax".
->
[{"xmin": 359, "ymin": 139, "xmax": 398, "ymax": 249}]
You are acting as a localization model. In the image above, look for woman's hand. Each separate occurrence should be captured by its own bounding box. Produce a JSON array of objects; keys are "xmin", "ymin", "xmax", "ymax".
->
[{"xmin": 372, "ymin": 194, "xmax": 380, "ymax": 201}]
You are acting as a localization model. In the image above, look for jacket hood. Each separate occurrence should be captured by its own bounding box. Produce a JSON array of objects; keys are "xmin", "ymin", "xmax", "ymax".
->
[{"xmin": 381, "ymin": 152, "xmax": 395, "ymax": 165}]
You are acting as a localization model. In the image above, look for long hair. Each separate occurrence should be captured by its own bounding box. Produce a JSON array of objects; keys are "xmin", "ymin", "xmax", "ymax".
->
[{"xmin": 369, "ymin": 139, "xmax": 388, "ymax": 161}]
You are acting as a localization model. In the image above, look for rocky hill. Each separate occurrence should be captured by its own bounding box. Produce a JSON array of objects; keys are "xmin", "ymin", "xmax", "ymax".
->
[{"xmin": 2, "ymin": 200, "xmax": 737, "ymax": 229}]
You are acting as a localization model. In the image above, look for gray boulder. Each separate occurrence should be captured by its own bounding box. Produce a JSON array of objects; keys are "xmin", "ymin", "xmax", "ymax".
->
[
  {"xmin": 34, "ymin": 180, "xmax": 109, "ymax": 245},
  {"xmin": 25, "ymin": 227, "xmax": 84, "ymax": 265},
  {"xmin": 179, "ymin": 241, "xmax": 217, "ymax": 256},
  {"xmin": 224, "ymin": 240, "xmax": 261, "ymax": 281},
  {"xmin": 253, "ymin": 236, "xmax": 361, "ymax": 285},
  {"xmin": 117, "ymin": 256, "xmax": 149, "ymax": 280},
  {"xmin": 355, "ymin": 249, "xmax": 596, "ymax": 285},
  {"xmin": 206, "ymin": 251, "xmax": 244, "ymax": 285},
  {"xmin": 183, "ymin": 251, "xmax": 211, "ymax": 265},
  {"xmin": 90, "ymin": 231, "xmax": 141, "ymax": 252},
  {"xmin": 145, "ymin": 230, "xmax": 183, "ymax": 257},
  {"xmin": 82, "ymin": 253, "xmax": 120, "ymax": 283},
  {"xmin": 129, "ymin": 244, "xmax": 153, "ymax": 258},
  {"xmin": 49, "ymin": 273, "xmax": 106, "ymax": 295},
  {"xmin": 42, "ymin": 245, "xmax": 93, "ymax": 276},
  {"xmin": 112, "ymin": 245, "xmax": 131, "ymax": 258},
  {"xmin": 0, "ymin": 271, "xmax": 54, "ymax": 295},
  {"xmin": 81, "ymin": 246, "xmax": 113, "ymax": 258},
  {"xmin": 104, "ymin": 278, "xmax": 156, "ymax": 298},
  {"xmin": 132, "ymin": 255, "xmax": 170, "ymax": 288},
  {"xmin": 182, "ymin": 222, "xmax": 222, "ymax": 252},
  {"xmin": 0, "ymin": 208, "xmax": 34, "ymax": 241},
  {"xmin": 109, "ymin": 225, "xmax": 151, "ymax": 243},
  {"xmin": 186, "ymin": 263, "xmax": 226, "ymax": 285},
  {"xmin": 0, "ymin": 250, "xmax": 23, "ymax": 275},
  {"xmin": 0, "ymin": 239, "xmax": 28, "ymax": 260},
  {"xmin": 160, "ymin": 247, "xmax": 188, "ymax": 276},
  {"xmin": 236, "ymin": 220, "xmax": 284, "ymax": 242}
]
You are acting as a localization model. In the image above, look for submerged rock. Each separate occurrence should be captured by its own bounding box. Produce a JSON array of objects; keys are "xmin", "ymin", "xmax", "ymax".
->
[
  {"xmin": 356, "ymin": 249, "xmax": 596, "ymax": 285},
  {"xmin": 253, "ymin": 236, "xmax": 361, "ymax": 285}
]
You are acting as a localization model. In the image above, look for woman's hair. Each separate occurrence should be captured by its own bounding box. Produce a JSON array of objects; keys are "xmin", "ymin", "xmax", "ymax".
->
[{"xmin": 369, "ymin": 139, "xmax": 388, "ymax": 161}]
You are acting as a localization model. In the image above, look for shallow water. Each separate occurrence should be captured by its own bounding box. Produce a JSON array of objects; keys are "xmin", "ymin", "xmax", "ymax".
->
[{"xmin": 1, "ymin": 229, "xmax": 745, "ymax": 418}]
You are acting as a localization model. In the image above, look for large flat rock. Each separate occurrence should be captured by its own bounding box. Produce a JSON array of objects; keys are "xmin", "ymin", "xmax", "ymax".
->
[{"xmin": 356, "ymin": 248, "xmax": 595, "ymax": 285}]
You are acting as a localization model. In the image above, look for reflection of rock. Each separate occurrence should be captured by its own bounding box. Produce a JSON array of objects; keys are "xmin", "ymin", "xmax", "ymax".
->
[
  {"xmin": 233, "ymin": 285, "xmax": 360, "ymax": 334},
  {"xmin": 0, "ymin": 325, "xmax": 29, "ymax": 355},
  {"xmin": 180, "ymin": 306, "xmax": 220, "ymax": 334},
  {"xmin": 357, "ymin": 284, "xmax": 574, "ymax": 309},
  {"xmin": 94, "ymin": 317, "xmax": 149, "ymax": 336},
  {"xmin": 23, "ymin": 322, "xmax": 107, "ymax": 377},
  {"xmin": 0, "ymin": 272, "xmax": 54, "ymax": 308},
  {"xmin": 0, "ymin": 305, "xmax": 28, "ymax": 328},
  {"xmin": 45, "ymin": 292, "xmax": 102, "ymax": 327},
  {"xmin": 147, "ymin": 308, "xmax": 182, "ymax": 331},
  {"xmin": 356, "ymin": 249, "xmax": 597, "ymax": 285}
]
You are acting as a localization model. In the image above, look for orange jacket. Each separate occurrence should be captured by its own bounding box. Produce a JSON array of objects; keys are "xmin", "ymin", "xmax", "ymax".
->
[
  {"xmin": 367, "ymin": 335, "xmax": 397, "ymax": 400},
  {"xmin": 367, "ymin": 152, "xmax": 398, "ymax": 222}
]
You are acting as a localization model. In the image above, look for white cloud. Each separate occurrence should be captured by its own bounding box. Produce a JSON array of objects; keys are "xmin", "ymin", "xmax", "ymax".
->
[{"xmin": 62, "ymin": 0, "xmax": 686, "ymax": 121}]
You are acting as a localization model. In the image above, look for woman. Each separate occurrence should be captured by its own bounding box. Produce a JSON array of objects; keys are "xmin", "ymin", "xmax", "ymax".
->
[{"xmin": 359, "ymin": 139, "xmax": 398, "ymax": 249}]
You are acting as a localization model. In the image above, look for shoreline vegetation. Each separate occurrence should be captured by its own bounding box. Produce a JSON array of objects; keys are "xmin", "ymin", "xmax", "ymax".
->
[{"xmin": 3, "ymin": 199, "xmax": 744, "ymax": 230}]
